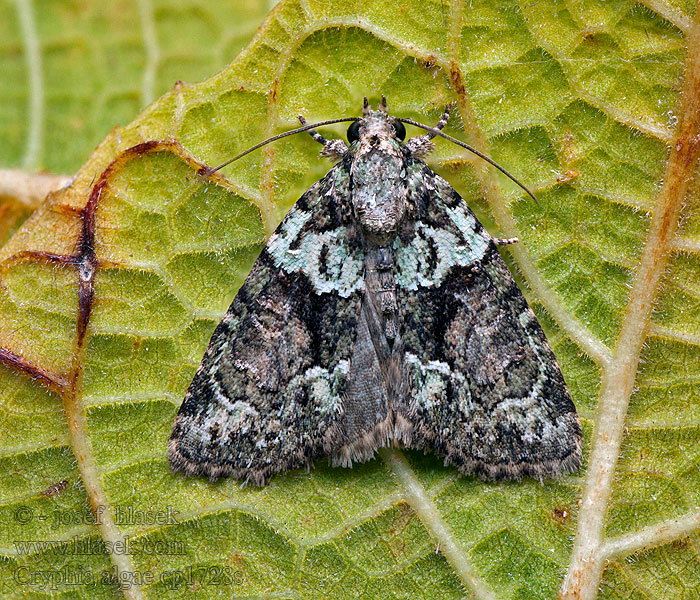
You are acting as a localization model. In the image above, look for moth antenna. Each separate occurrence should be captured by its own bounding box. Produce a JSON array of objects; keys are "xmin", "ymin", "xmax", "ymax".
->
[
  {"xmin": 398, "ymin": 117, "xmax": 539, "ymax": 204},
  {"xmin": 203, "ymin": 117, "xmax": 359, "ymax": 175},
  {"xmin": 363, "ymin": 97, "xmax": 371, "ymax": 115},
  {"xmin": 297, "ymin": 115, "xmax": 329, "ymax": 146},
  {"xmin": 378, "ymin": 95, "xmax": 388, "ymax": 113}
]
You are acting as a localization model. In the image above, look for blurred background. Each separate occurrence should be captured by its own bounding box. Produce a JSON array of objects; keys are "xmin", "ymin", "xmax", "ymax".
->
[
  {"xmin": 1, "ymin": 0, "xmax": 276, "ymax": 175},
  {"xmin": 0, "ymin": 0, "xmax": 275, "ymax": 245}
]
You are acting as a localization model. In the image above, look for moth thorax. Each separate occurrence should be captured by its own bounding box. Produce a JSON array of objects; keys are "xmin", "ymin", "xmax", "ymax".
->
[{"xmin": 350, "ymin": 148, "xmax": 407, "ymax": 244}]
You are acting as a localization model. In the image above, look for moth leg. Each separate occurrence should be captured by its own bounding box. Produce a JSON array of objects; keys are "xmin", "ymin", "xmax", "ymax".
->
[
  {"xmin": 425, "ymin": 103, "xmax": 452, "ymax": 139},
  {"xmin": 406, "ymin": 104, "xmax": 454, "ymax": 157},
  {"xmin": 494, "ymin": 237, "xmax": 519, "ymax": 245},
  {"xmin": 298, "ymin": 114, "xmax": 329, "ymax": 145},
  {"xmin": 298, "ymin": 115, "xmax": 348, "ymax": 159}
]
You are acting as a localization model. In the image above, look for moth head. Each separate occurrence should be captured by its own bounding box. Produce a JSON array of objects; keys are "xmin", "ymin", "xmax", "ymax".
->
[{"xmin": 347, "ymin": 96, "xmax": 407, "ymax": 145}]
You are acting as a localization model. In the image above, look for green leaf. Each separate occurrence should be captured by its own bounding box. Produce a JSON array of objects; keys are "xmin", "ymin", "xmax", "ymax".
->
[{"xmin": 1, "ymin": 1, "xmax": 700, "ymax": 599}]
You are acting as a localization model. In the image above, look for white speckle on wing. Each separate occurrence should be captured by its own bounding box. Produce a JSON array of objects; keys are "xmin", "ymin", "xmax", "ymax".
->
[{"xmin": 268, "ymin": 212, "xmax": 364, "ymax": 297}]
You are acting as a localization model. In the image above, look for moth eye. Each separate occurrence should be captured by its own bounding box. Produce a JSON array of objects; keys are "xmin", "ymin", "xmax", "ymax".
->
[
  {"xmin": 347, "ymin": 121, "xmax": 362, "ymax": 143},
  {"xmin": 392, "ymin": 120, "xmax": 406, "ymax": 141}
]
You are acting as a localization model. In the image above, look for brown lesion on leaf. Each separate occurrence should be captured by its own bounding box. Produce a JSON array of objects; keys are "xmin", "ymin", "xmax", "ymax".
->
[
  {"xmin": 419, "ymin": 55, "xmax": 439, "ymax": 73},
  {"xmin": 550, "ymin": 504, "xmax": 572, "ymax": 526},
  {"xmin": 386, "ymin": 502, "xmax": 414, "ymax": 559},
  {"xmin": 0, "ymin": 347, "xmax": 70, "ymax": 394},
  {"xmin": 0, "ymin": 139, "xmax": 241, "ymax": 380},
  {"xmin": 268, "ymin": 78, "xmax": 279, "ymax": 103},
  {"xmin": 390, "ymin": 501, "xmax": 415, "ymax": 532},
  {"xmin": 556, "ymin": 170, "xmax": 579, "ymax": 184},
  {"xmin": 73, "ymin": 170, "xmax": 103, "ymax": 348},
  {"xmin": 557, "ymin": 129, "xmax": 581, "ymax": 184},
  {"xmin": 448, "ymin": 61, "xmax": 467, "ymax": 104},
  {"xmin": 39, "ymin": 479, "xmax": 70, "ymax": 497},
  {"xmin": 1, "ymin": 249, "xmax": 83, "ymax": 267},
  {"xmin": 670, "ymin": 537, "xmax": 690, "ymax": 551}
]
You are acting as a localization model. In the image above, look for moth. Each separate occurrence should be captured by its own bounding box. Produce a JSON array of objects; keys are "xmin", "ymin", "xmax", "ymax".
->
[{"xmin": 168, "ymin": 97, "xmax": 582, "ymax": 485}]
